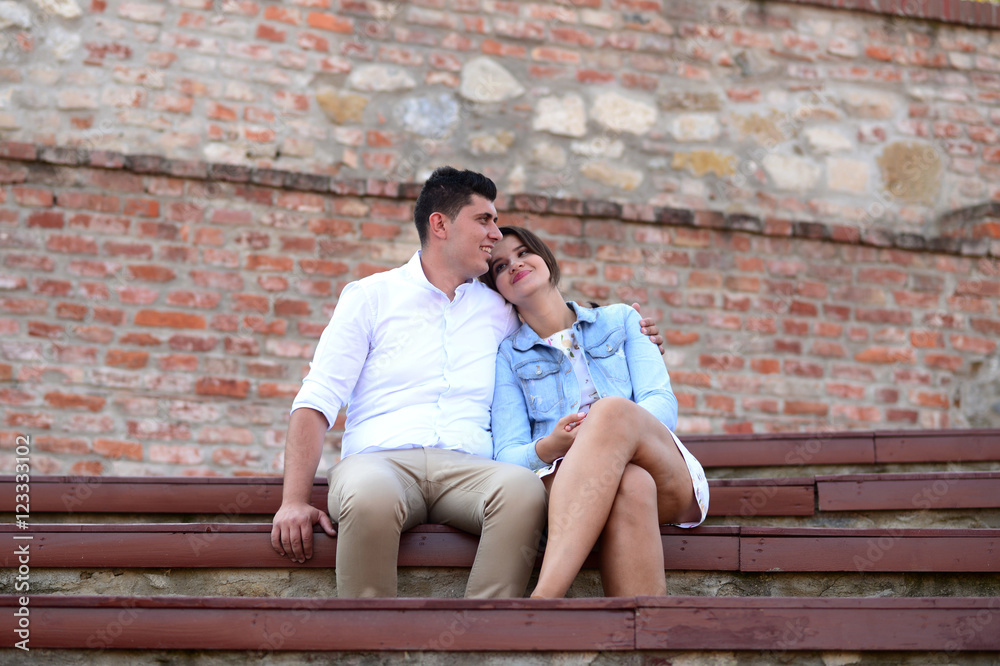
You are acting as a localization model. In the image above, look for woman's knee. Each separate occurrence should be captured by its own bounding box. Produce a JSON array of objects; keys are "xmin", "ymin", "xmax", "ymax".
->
[{"xmin": 614, "ymin": 464, "xmax": 657, "ymax": 510}]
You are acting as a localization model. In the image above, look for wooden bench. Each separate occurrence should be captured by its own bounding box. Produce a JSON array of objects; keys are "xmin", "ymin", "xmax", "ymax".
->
[
  {"xmin": 6, "ymin": 523, "xmax": 997, "ymax": 573},
  {"xmin": 817, "ymin": 471, "xmax": 1000, "ymax": 511},
  {"xmin": 683, "ymin": 427, "xmax": 1000, "ymax": 467},
  {"xmin": 2, "ymin": 595, "xmax": 998, "ymax": 652},
  {"xmin": 4, "ymin": 475, "xmax": 816, "ymax": 518}
]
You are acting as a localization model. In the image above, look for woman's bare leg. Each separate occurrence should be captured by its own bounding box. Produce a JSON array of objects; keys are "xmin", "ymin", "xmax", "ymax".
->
[
  {"xmin": 531, "ymin": 396, "xmax": 699, "ymax": 598},
  {"xmin": 599, "ymin": 464, "xmax": 666, "ymax": 596}
]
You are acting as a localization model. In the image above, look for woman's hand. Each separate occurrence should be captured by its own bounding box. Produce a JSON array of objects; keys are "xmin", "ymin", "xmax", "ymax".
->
[
  {"xmin": 632, "ymin": 303, "xmax": 665, "ymax": 355},
  {"xmin": 536, "ymin": 412, "xmax": 587, "ymax": 463}
]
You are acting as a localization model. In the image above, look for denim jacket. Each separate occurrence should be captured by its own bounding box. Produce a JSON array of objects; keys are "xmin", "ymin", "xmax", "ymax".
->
[{"xmin": 491, "ymin": 302, "xmax": 678, "ymax": 471}]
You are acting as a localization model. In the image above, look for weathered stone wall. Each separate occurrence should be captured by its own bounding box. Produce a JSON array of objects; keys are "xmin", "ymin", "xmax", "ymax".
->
[
  {"xmin": 0, "ymin": 146, "xmax": 998, "ymax": 476},
  {"xmin": 0, "ymin": 0, "xmax": 998, "ymax": 233}
]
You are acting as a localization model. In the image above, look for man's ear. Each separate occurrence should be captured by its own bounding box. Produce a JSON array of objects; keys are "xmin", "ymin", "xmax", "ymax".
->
[{"xmin": 428, "ymin": 211, "xmax": 449, "ymax": 241}]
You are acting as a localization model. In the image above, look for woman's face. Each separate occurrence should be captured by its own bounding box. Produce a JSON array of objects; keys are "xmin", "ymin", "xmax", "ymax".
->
[{"xmin": 488, "ymin": 234, "xmax": 551, "ymax": 305}]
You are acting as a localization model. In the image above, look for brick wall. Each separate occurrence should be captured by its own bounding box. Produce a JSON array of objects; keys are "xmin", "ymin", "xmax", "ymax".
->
[
  {"xmin": 1, "ymin": 146, "xmax": 999, "ymax": 476},
  {"xmin": 1, "ymin": 0, "xmax": 999, "ymax": 232}
]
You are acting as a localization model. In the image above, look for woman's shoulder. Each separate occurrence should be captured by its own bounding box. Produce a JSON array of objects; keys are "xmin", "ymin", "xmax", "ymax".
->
[{"xmin": 588, "ymin": 302, "xmax": 635, "ymax": 323}]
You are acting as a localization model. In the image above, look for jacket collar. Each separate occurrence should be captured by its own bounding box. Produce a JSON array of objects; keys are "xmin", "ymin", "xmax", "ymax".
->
[{"xmin": 511, "ymin": 301, "xmax": 595, "ymax": 351}]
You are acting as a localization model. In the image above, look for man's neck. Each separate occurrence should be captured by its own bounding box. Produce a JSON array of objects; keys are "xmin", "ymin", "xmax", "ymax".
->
[{"xmin": 419, "ymin": 251, "xmax": 467, "ymax": 301}]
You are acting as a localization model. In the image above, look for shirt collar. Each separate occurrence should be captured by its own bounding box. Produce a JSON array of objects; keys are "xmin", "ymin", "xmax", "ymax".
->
[
  {"xmin": 404, "ymin": 250, "xmax": 477, "ymax": 298},
  {"xmin": 511, "ymin": 301, "xmax": 594, "ymax": 351}
]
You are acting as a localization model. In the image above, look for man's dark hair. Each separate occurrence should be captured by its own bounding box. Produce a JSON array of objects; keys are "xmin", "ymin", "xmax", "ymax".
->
[
  {"xmin": 481, "ymin": 225, "xmax": 561, "ymax": 293},
  {"xmin": 413, "ymin": 167, "xmax": 497, "ymax": 246}
]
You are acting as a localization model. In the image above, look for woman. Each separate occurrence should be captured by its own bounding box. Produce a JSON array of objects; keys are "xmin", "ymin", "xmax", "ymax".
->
[{"xmin": 484, "ymin": 226, "xmax": 709, "ymax": 598}]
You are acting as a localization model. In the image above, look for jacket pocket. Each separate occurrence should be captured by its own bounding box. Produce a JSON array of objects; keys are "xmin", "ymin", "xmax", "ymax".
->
[
  {"xmin": 514, "ymin": 359, "xmax": 562, "ymax": 417},
  {"xmin": 585, "ymin": 327, "xmax": 630, "ymax": 383}
]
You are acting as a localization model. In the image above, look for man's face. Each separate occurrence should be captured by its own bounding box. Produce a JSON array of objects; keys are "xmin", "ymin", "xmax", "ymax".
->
[{"xmin": 446, "ymin": 194, "xmax": 501, "ymax": 279}]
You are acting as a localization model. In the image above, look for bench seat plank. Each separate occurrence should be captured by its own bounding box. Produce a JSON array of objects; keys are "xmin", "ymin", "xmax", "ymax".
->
[
  {"xmin": 816, "ymin": 471, "xmax": 1000, "ymax": 511},
  {"xmin": 874, "ymin": 429, "xmax": 1000, "ymax": 463},
  {"xmin": 0, "ymin": 524, "xmax": 741, "ymax": 571},
  {"xmin": 0, "ymin": 476, "xmax": 816, "ymax": 517},
  {"xmin": 0, "ymin": 596, "xmax": 636, "ymax": 651},
  {"xmin": 3, "ymin": 595, "xmax": 997, "ymax": 652},
  {"xmin": 636, "ymin": 596, "xmax": 1000, "ymax": 651},
  {"xmin": 682, "ymin": 432, "xmax": 875, "ymax": 467},
  {"xmin": 740, "ymin": 527, "xmax": 1000, "ymax": 572}
]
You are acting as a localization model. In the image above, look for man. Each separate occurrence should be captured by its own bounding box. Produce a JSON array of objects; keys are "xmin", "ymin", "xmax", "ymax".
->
[{"xmin": 270, "ymin": 167, "xmax": 661, "ymax": 598}]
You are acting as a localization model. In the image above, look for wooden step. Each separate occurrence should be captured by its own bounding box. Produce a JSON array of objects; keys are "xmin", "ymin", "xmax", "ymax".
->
[
  {"xmin": 684, "ymin": 427, "xmax": 999, "ymax": 467},
  {"xmin": 816, "ymin": 471, "xmax": 1000, "ymax": 511},
  {"xmin": 741, "ymin": 527, "xmax": 1000, "ymax": 572},
  {"xmin": 6, "ymin": 524, "xmax": 997, "ymax": 573},
  {"xmin": 3, "ymin": 475, "xmax": 816, "ymax": 518},
  {"xmin": 0, "ymin": 523, "xmax": 741, "ymax": 571},
  {"xmin": 2, "ymin": 595, "xmax": 997, "ymax": 652}
]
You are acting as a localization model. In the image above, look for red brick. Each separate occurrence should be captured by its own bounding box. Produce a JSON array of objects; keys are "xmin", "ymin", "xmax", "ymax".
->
[
  {"xmin": 308, "ymin": 11, "xmax": 353, "ymax": 32},
  {"xmin": 909, "ymin": 390, "xmax": 949, "ymax": 409},
  {"xmin": 196, "ymin": 377, "xmax": 250, "ymax": 398},
  {"xmin": 273, "ymin": 298, "xmax": 311, "ymax": 317},
  {"xmin": 854, "ymin": 346, "xmax": 916, "ymax": 364},
  {"xmin": 258, "ymin": 275, "xmax": 288, "ymax": 292},
  {"xmin": 128, "ymin": 265, "xmax": 177, "ymax": 282},
  {"xmin": 13, "ymin": 186, "xmax": 54, "ymax": 207},
  {"xmin": 670, "ymin": 371, "xmax": 711, "ymax": 388},
  {"xmin": 784, "ymin": 400, "xmax": 828, "ymax": 416},
  {"xmin": 950, "ymin": 334, "xmax": 997, "ymax": 354},
  {"xmin": 159, "ymin": 354, "xmax": 198, "ymax": 372},
  {"xmin": 911, "ymin": 330, "xmax": 943, "ymax": 348},
  {"xmin": 167, "ymin": 290, "xmax": 222, "ymax": 309},
  {"xmin": 48, "ymin": 234, "xmax": 98, "ymax": 254},
  {"xmin": 750, "ymin": 358, "xmax": 780, "ymax": 374},
  {"xmin": 0, "ymin": 297, "xmax": 47, "ymax": 315},
  {"xmin": 924, "ymin": 353, "xmax": 963, "ymax": 371},
  {"xmin": 831, "ymin": 405, "xmax": 882, "ymax": 422},
  {"xmin": 44, "ymin": 391, "xmax": 105, "ymax": 412},
  {"xmin": 27, "ymin": 322, "xmax": 63, "ymax": 339},
  {"xmin": 120, "ymin": 332, "xmax": 161, "ymax": 346},
  {"xmin": 36, "ymin": 436, "xmax": 91, "ymax": 455},
  {"xmin": 258, "ymin": 382, "xmax": 300, "ymax": 399},
  {"xmin": 94, "ymin": 438, "xmax": 143, "ymax": 461},
  {"xmin": 826, "ymin": 382, "xmax": 866, "ymax": 400},
  {"xmin": 785, "ymin": 360, "xmax": 824, "ymax": 378},
  {"xmin": 810, "ymin": 340, "xmax": 846, "ymax": 357},
  {"xmin": 105, "ymin": 349, "xmax": 150, "ymax": 369},
  {"xmin": 663, "ymin": 331, "xmax": 698, "ymax": 346},
  {"xmin": 256, "ymin": 23, "xmax": 286, "ymax": 41},
  {"xmin": 56, "ymin": 303, "xmax": 88, "ymax": 320},
  {"xmin": 135, "ymin": 310, "xmax": 207, "ymax": 329},
  {"xmin": 148, "ymin": 443, "xmax": 201, "ymax": 464}
]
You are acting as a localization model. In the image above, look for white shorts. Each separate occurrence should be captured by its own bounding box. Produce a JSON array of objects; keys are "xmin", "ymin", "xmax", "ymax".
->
[{"xmin": 535, "ymin": 429, "xmax": 710, "ymax": 529}]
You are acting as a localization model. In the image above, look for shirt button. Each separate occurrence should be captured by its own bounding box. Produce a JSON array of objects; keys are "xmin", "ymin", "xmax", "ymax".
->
[{"xmin": 535, "ymin": 366, "xmax": 541, "ymax": 375}]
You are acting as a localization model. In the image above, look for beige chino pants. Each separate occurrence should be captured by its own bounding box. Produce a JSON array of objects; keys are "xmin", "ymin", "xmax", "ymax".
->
[{"xmin": 328, "ymin": 447, "xmax": 547, "ymax": 598}]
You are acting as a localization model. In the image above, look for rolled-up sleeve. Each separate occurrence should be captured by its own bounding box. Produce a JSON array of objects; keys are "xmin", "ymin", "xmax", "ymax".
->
[
  {"xmin": 290, "ymin": 281, "xmax": 373, "ymax": 430},
  {"xmin": 491, "ymin": 344, "xmax": 547, "ymax": 470}
]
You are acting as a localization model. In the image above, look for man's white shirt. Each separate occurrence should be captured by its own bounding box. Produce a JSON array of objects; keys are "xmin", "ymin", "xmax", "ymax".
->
[{"xmin": 291, "ymin": 251, "xmax": 519, "ymax": 460}]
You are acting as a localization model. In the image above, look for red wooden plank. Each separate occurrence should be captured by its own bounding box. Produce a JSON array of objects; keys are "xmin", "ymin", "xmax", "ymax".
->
[
  {"xmin": 0, "ymin": 604, "xmax": 635, "ymax": 651},
  {"xmin": 636, "ymin": 597, "xmax": 1000, "ymax": 651},
  {"xmin": 707, "ymin": 483, "xmax": 814, "ymax": 517},
  {"xmin": 817, "ymin": 475, "xmax": 1000, "ymax": 511},
  {"xmin": 874, "ymin": 430, "xmax": 1000, "ymax": 463},
  {"xmin": 682, "ymin": 433, "xmax": 875, "ymax": 467},
  {"xmin": 1, "ymin": 477, "xmax": 814, "ymax": 517},
  {"xmin": 1, "ymin": 524, "xmax": 740, "ymax": 571},
  {"xmin": 741, "ymin": 533, "xmax": 999, "ymax": 572}
]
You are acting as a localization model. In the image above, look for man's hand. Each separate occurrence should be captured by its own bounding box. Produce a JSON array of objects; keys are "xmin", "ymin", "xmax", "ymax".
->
[
  {"xmin": 536, "ymin": 412, "xmax": 587, "ymax": 463},
  {"xmin": 632, "ymin": 302, "xmax": 665, "ymax": 355},
  {"xmin": 271, "ymin": 500, "xmax": 337, "ymax": 564}
]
